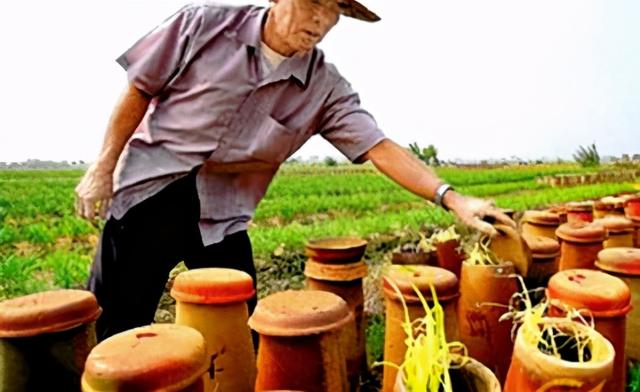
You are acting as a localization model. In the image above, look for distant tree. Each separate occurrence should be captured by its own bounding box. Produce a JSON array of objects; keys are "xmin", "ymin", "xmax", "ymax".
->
[
  {"xmin": 324, "ymin": 156, "xmax": 338, "ymax": 166},
  {"xmin": 573, "ymin": 143, "xmax": 600, "ymax": 167},
  {"xmin": 409, "ymin": 142, "xmax": 440, "ymax": 166}
]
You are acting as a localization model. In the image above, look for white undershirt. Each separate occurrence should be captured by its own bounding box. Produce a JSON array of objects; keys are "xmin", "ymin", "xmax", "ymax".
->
[{"xmin": 260, "ymin": 41, "xmax": 288, "ymax": 73}]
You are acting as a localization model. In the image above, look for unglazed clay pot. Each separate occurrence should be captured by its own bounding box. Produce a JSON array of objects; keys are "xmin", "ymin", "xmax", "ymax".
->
[
  {"xmin": 596, "ymin": 247, "xmax": 640, "ymax": 361},
  {"xmin": 435, "ymin": 239, "xmax": 465, "ymax": 278},
  {"xmin": 304, "ymin": 258, "xmax": 368, "ymax": 391},
  {"xmin": 520, "ymin": 210, "xmax": 561, "ymax": 240},
  {"xmin": 381, "ymin": 265, "xmax": 459, "ymax": 392},
  {"xmin": 0, "ymin": 289, "xmax": 101, "ymax": 392},
  {"xmin": 594, "ymin": 196, "xmax": 625, "ymax": 219},
  {"xmin": 391, "ymin": 251, "xmax": 437, "ymax": 266},
  {"xmin": 503, "ymin": 318, "xmax": 614, "ymax": 392},
  {"xmin": 171, "ymin": 268, "xmax": 256, "ymax": 392},
  {"xmin": 594, "ymin": 216, "xmax": 635, "ymax": 248},
  {"xmin": 457, "ymin": 262, "xmax": 518, "ymax": 384},
  {"xmin": 489, "ymin": 224, "xmax": 532, "ymax": 277},
  {"xmin": 565, "ymin": 201, "xmax": 594, "ymax": 225},
  {"xmin": 522, "ymin": 233, "xmax": 560, "ymax": 289},
  {"xmin": 394, "ymin": 357, "xmax": 501, "ymax": 392},
  {"xmin": 305, "ymin": 237, "xmax": 368, "ymax": 264},
  {"xmin": 547, "ymin": 269, "xmax": 631, "ymax": 392},
  {"xmin": 624, "ymin": 195, "xmax": 640, "ymax": 220},
  {"xmin": 249, "ymin": 290, "xmax": 352, "ymax": 392},
  {"xmin": 556, "ymin": 222, "xmax": 606, "ymax": 270}
]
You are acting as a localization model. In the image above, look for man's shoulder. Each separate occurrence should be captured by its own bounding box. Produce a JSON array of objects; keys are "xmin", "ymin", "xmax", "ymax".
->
[
  {"xmin": 178, "ymin": 1, "xmax": 263, "ymax": 29},
  {"xmin": 310, "ymin": 48, "xmax": 349, "ymax": 87}
]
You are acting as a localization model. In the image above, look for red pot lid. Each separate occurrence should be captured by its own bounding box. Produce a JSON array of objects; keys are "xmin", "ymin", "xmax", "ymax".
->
[
  {"xmin": 0, "ymin": 289, "xmax": 101, "ymax": 338},
  {"xmin": 593, "ymin": 216, "xmax": 635, "ymax": 233},
  {"xmin": 382, "ymin": 265, "xmax": 459, "ymax": 303},
  {"xmin": 596, "ymin": 247, "xmax": 640, "ymax": 276},
  {"xmin": 547, "ymin": 269, "xmax": 631, "ymax": 317},
  {"xmin": 304, "ymin": 259, "xmax": 368, "ymax": 281},
  {"xmin": 565, "ymin": 201, "xmax": 594, "ymax": 212},
  {"xmin": 522, "ymin": 233, "xmax": 560, "ymax": 258},
  {"xmin": 521, "ymin": 210, "xmax": 560, "ymax": 226},
  {"xmin": 82, "ymin": 324, "xmax": 208, "ymax": 391},
  {"xmin": 624, "ymin": 195, "xmax": 640, "ymax": 206},
  {"xmin": 171, "ymin": 268, "xmax": 255, "ymax": 304},
  {"xmin": 248, "ymin": 290, "xmax": 352, "ymax": 336},
  {"xmin": 555, "ymin": 221, "xmax": 606, "ymax": 243},
  {"xmin": 305, "ymin": 237, "xmax": 368, "ymax": 264}
]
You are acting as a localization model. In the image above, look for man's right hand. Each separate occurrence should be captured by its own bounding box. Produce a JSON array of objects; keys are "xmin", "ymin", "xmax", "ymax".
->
[{"xmin": 75, "ymin": 163, "xmax": 114, "ymax": 220}]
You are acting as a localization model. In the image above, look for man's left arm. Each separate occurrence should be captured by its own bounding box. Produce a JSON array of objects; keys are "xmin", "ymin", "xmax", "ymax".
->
[{"xmin": 361, "ymin": 138, "xmax": 515, "ymax": 236}]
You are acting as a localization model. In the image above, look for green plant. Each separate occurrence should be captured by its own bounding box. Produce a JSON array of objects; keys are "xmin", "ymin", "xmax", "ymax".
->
[
  {"xmin": 573, "ymin": 143, "xmax": 600, "ymax": 167},
  {"xmin": 324, "ymin": 156, "xmax": 338, "ymax": 166},
  {"xmin": 409, "ymin": 143, "xmax": 440, "ymax": 167},
  {"xmin": 629, "ymin": 361, "xmax": 640, "ymax": 392}
]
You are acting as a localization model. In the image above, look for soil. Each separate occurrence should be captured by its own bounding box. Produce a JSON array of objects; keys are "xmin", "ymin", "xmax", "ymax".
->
[{"xmin": 538, "ymin": 327, "xmax": 592, "ymax": 362}]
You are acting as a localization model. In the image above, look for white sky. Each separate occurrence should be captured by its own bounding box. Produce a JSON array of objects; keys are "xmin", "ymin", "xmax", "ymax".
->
[{"xmin": 0, "ymin": 0, "xmax": 638, "ymax": 163}]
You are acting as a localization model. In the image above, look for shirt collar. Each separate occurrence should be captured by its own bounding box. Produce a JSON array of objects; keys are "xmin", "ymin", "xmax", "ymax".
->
[{"xmin": 232, "ymin": 6, "xmax": 314, "ymax": 87}]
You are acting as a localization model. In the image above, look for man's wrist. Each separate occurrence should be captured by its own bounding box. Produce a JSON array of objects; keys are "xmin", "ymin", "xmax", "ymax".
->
[{"xmin": 434, "ymin": 183, "xmax": 454, "ymax": 210}]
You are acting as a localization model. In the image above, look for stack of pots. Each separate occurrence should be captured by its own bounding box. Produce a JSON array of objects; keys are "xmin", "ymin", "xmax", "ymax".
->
[
  {"xmin": 565, "ymin": 201, "xmax": 594, "ymax": 225},
  {"xmin": 171, "ymin": 268, "xmax": 257, "ymax": 392},
  {"xmin": 596, "ymin": 248, "xmax": 640, "ymax": 362},
  {"xmin": 81, "ymin": 324, "xmax": 208, "ymax": 391},
  {"xmin": 303, "ymin": 237, "xmax": 368, "ymax": 390},
  {"xmin": 248, "ymin": 290, "xmax": 352, "ymax": 392},
  {"xmin": 555, "ymin": 221, "xmax": 606, "ymax": 270},
  {"xmin": 625, "ymin": 195, "xmax": 640, "ymax": 247},
  {"xmin": 381, "ymin": 265, "xmax": 459, "ymax": 392},
  {"xmin": 0, "ymin": 289, "xmax": 101, "ymax": 391},
  {"xmin": 595, "ymin": 216, "xmax": 636, "ymax": 248},
  {"xmin": 546, "ymin": 269, "xmax": 632, "ymax": 392},
  {"xmin": 520, "ymin": 210, "xmax": 561, "ymax": 240}
]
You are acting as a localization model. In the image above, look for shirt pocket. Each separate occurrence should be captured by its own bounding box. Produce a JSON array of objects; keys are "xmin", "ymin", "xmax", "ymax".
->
[{"xmin": 247, "ymin": 115, "xmax": 297, "ymax": 163}]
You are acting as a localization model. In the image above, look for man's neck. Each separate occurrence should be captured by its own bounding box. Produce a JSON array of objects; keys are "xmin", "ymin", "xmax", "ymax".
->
[{"xmin": 262, "ymin": 9, "xmax": 297, "ymax": 57}]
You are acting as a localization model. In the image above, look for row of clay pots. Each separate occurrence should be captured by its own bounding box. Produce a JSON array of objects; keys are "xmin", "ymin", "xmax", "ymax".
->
[{"xmin": 538, "ymin": 170, "xmax": 640, "ymax": 187}]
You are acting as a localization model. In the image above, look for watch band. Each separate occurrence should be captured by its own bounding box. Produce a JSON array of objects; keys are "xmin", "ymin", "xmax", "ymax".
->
[{"xmin": 434, "ymin": 183, "xmax": 453, "ymax": 210}]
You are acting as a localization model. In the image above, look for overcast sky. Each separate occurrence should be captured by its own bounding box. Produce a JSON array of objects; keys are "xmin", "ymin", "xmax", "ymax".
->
[{"xmin": 1, "ymin": 0, "xmax": 638, "ymax": 163}]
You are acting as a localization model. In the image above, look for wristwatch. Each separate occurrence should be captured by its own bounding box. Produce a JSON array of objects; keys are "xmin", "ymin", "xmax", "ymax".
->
[{"xmin": 434, "ymin": 183, "xmax": 454, "ymax": 210}]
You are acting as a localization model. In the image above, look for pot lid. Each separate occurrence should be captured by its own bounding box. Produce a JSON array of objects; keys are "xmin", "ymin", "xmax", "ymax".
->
[
  {"xmin": 248, "ymin": 290, "xmax": 352, "ymax": 336},
  {"xmin": 555, "ymin": 222, "xmax": 606, "ymax": 243},
  {"xmin": 82, "ymin": 324, "xmax": 208, "ymax": 392},
  {"xmin": 305, "ymin": 237, "xmax": 368, "ymax": 264},
  {"xmin": 598, "ymin": 196, "xmax": 625, "ymax": 209},
  {"xmin": 171, "ymin": 268, "xmax": 255, "ymax": 304},
  {"xmin": 522, "ymin": 233, "xmax": 560, "ymax": 258},
  {"xmin": 547, "ymin": 269, "xmax": 631, "ymax": 317},
  {"xmin": 304, "ymin": 259, "xmax": 368, "ymax": 281},
  {"xmin": 0, "ymin": 289, "xmax": 101, "ymax": 338},
  {"xmin": 382, "ymin": 265, "xmax": 459, "ymax": 303},
  {"xmin": 565, "ymin": 201, "xmax": 594, "ymax": 213},
  {"xmin": 596, "ymin": 247, "xmax": 640, "ymax": 276},
  {"xmin": 521, "ymin": 210, "xmax": 560, "ymax": 226},
  {"xmin": 593, "ymin": 216, "xmax": 635, "ymax": 233}
]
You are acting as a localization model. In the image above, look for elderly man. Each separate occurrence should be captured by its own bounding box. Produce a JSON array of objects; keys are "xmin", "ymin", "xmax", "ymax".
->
[{"xmin": 76, "ymin": 0, "xmax": 513, "ymax": 340}]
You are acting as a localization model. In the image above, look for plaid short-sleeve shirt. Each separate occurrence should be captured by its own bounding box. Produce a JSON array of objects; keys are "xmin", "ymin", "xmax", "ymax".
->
[{"xmin": 111, "ymin": 3, "xmax": 386, "ymax": 245}]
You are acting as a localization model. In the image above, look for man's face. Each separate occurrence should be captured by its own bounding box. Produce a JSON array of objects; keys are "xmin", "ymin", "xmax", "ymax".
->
[{"xmin": 270, "ymin": 0, "xmax": 342, "ymax": 55}]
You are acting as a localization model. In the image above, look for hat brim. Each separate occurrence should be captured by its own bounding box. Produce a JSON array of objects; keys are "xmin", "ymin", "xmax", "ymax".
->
[{"xmin": 340, "ymin": 0, "xmax": 380, "ymax": 22}]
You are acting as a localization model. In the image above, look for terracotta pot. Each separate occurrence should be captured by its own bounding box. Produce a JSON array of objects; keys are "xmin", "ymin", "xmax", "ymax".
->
[
  {"xmin": 594, "ymin": 196, "xmax": 626, "ymax": 219},
  {"xmin": 305, "ymin": 237, "xmax": 368, "ymax": 264},
  {"xmin": 249, "ymin": 290, "xmax": 352, "ymax": 392},
  {"xmin": 391, "ymin": 251, "xmax": 437, "ymax": 266},
  {"xmin": 304, "ymin": 259, "xmax": 368, "ymax": 391},
  {"xmin": 81, "ymin": 324, "xmax": 208, "ymax": 392},
  {"xmin": 556, "ymin": 222, "xmax": 605, "ymax": 270},
  {"xmin": 547, "ymin": 269, "xmax": 631, "ymax": 392},
  {"xmin": 457, "ymin": 262, "xmax": 518, "ymax": 384},
  {"xmin": 435, "ymin": 239, "xmax": 465, "ymax": 278},
  {"xmin": 565, "ymin": 201, "xmax": 594, "ymax": 225},
  {"xmin": 381, "ymin": 265, "xmax": 459, "ymax": 392},
  {"xmin": 522, "ymin": 233, "xmax": 560, "ymax": 289},
  {"xmin": 520, "ymin": 210, "xmax": 561, "ymax": 240},
  {"xmin": 594, "ymin": 216, "xmax": 635, "ymax": 248},
  {"xmin": 595, "ymin": 247, "xmax": 640, "ymax": 361},
  {"xmin": 548, "ymin": 205, "xmax": 568, "ymax": 224},
  {"xmin": 503, "ymin": 318, "xmax": 614, "ymax": 392},
  {"xmin": 394, "ymin": 357, "xmax": 501, "ymax": 392},
  {"xmin": 0, "ymin": 289, "xmax": 101, "ymax": 392},
  {"xmin": 489, "ymin": 224, "xmax": 532, "ymax": 277},
  {"xmin": 171, "ymin": 268, "xmax": 256, "ymax": 392},
  {"xmin": 624, "ymin": 195, "xmax": 640, "ymax": 220}
]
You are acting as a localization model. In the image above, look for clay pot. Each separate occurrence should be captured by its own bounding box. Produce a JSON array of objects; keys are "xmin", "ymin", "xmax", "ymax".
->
[
  {"xmin": 548, "ymin": 205, "xmax": 568, "ymax": 224},
  {"xmin": 624, "ymin": 195, "xmax": 640, "ymax": 220},
  {"xmin": 595, "ymin": 248, "xmax": 640, "ymax": 361},
  {"xmin": 81, "ymin": 324, "xmax": 208, "ymax": 392},
  {"xmin": 503, "ymin": 318, "xmax": 614, "ymax": 392},
  {"xmin": 594, "ymin": 196, "xmax": 625, "ymax": 219},
  {"xmin": 556, "ymin": 222, "xmax": 606, "ymax": 270},
  {"xmin": 394, "ymin": 357, "xmax": 501, "ymax": 392},
  {"xmin": 522, "ymin": 233, "xmax": 560, "ymax": 289},
  {"xmin": 457, "ymin": 262, "xmax": 518, "ymax": 384},
  {"xmin": 391, "ymin": 251, "xmax": 437, "ymax": 266},
  {"xmin": 547, "ymin": 269, "xmax": 631, "ymax": 392},
  {"xmin": 304, "ymin": 259, "xmax": 368, "ymax": 391},
  {"xmin": 305, "ymin": 237, "xmax": 367, "ymax": 264},
  {"xmin": 520, "ymin": 210, "xmax": 561, "ymax": 240},
  {"xmin": 435, "ymin": 239, "xmax": 465, "ymax": 278},
  {"xmin": 171, "ymin": 268, "xmax": 257, "ymax": 392},
  {"xmin": 249, "ymin": 290, "xmax": 352, "ymax": 392},
  {"xmin": 489, "ymin": 224, "xmax": 532, "ymax": 277},
  {"xmin": 594, "ymin": 216, "xmax": 635, "ymax": 248},
  {"xmin": 0, "ymin": 289, "xmax": 101, "ymax": 392},
  {"xmin": 381, "ymin": 265, "xmax": 459, "ymax": 392},
  {"xmin": 565, "ymin": 201, "xmax": 594, "ymax": 225}
]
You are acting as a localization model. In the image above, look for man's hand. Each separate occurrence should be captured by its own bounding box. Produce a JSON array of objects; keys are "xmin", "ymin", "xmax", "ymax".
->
[
  {"xmin": 443, "ymin": 191, "xmax": 516, "ymax": 237},
  {"xmin": 75, "ymin": 163, "xmax": 114, "ymax": 220}
]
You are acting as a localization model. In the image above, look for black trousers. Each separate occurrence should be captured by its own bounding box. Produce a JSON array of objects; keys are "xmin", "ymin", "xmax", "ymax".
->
[{"xmin": 87, "ymin": 170, "xmax": 257, "ymax": 341}]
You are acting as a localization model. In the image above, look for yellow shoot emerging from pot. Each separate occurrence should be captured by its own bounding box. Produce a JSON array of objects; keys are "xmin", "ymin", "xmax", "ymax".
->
[
  {"xmin": 429, "ymin": 226, "xmax": 460, "ymax": 244},
  {"xmin": 377, "ymin": 274, "xmax": 468, "ymax": 392},
  {"xmin": 417, "ymin": 232, "xmax": 435, "ymax": 253},
  {"xmin": 463, "ymin": 238, "xmax": 499, "ymax": 266}
]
